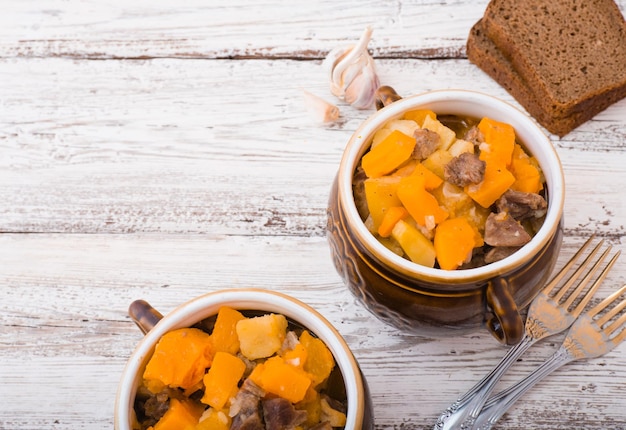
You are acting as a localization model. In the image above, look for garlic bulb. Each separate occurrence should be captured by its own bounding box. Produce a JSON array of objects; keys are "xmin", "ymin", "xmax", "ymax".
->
[
  {"xmin": 325, "ymin": 26, "xmax": 380, "ymax": 110},
  {"xmin": 302, "ymin": 90, "xmax": 340, "ymax": 123}
]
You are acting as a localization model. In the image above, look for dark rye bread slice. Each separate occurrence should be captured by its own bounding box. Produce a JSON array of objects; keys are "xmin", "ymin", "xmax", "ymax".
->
[
  {"xmin": 481, "ymin": 0, "xmax": 626, "ymax": 119},
  {"xmin": 467, "ymin": 20, "xmax": 590, "ymax": 136}
]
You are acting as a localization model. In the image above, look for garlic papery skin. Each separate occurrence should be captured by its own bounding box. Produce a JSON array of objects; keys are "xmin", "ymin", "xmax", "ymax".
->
[
  {"xmin": 302, "ymin": 90, "xmax": 340, "ymax": 123},
  {"xmin": 325, "ymin": 26, "xmax": 380, "ymax": 110}
]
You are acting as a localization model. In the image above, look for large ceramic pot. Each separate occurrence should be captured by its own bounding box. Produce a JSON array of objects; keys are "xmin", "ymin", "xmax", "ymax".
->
[{"xmin": 327, "ymin": 90, "xmax": 565, "ymax": 345}]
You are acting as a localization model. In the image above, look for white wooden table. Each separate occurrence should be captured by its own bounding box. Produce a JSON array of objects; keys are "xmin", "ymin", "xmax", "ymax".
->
[{"xmin": 1, "ymin": 1, "xmax": 625, "ymax": 429}]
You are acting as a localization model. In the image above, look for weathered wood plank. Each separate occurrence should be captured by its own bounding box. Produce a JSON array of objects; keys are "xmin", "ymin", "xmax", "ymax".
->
[
  {"xmin": 1, "ymin": 234, "xmax": 625, "ymax": 429},
  {"xmin": 2, "ymin": 58, "xmax": 625, "ymax": 237},
  {"xmin": 2, "ymin": 1, "xmax": 626, "ymax": 428},
  {"xmin": 0, "ymin": 0, "xmax": 493, "ymax": 59}
]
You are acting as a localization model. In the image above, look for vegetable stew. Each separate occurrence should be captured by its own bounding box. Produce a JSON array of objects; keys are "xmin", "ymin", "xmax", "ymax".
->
[
  {"xmin": 134, "ymin": 307, "xmax": 348, "ymax": 430},
  {"xmin": 353, "ymin": 111, "xmax": 547, "ymax": 270}
]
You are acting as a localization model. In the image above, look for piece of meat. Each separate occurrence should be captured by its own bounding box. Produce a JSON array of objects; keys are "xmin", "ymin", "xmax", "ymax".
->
[
  {"xmin": 280, "ymin": 331, "xmax": 299, "ymax": 354},
  {"xmin": 484, "ymin": 212, "xmax": 532, "ymax": 247},
  {"xmin": 135, "ymin": 386, "xmax": 186, "ymax": 429},
  {"xmin": 231, "ymin": 413, "xmax": 265, "ymax": 430},
  {"xmin": 139, "ymin": 390, "xmax": 170, "ymax": 429},
  {"xmin": 444, "ymin": 152, "xmax": 486, "ymax": 187},
  {"xmin": 352, "ymin": 166, "xmax": 369, "ymax": 220},
  {"xmin": 262, "ymin": 397, "xmax": 307, "ymax": 430},
  {"xmin": 240, "ymin": 378, "xmax": 265, "ymax": 398},
  {"xmin": 484, "ymin": 246, "xmax": 520, "ymax": 263},
  {"xmin": 230, "ymin": 379, "xmax": 265, "ymax": 430},
  {"xmin": 496, "ymin": 189, "xmax": 547, "ymax": 221},
  {"xmin": 411, "ymin": 128, "xmax": 440, "ymax": 160},
  {"xmin": 463, "ymin": 125, "xmax": 484, "ymax": 145}
]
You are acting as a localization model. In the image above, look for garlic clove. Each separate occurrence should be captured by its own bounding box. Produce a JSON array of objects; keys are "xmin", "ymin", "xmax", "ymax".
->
[
  {"xmin": 330, "ymin": 27, "xmax": 373, "ymax": 87},
  {"xmin": 326, "ymin": 49, "xmax": 351, "ymax": 98},
  {"xmin": 325, "ymin": 26, "xmax": 380, "ymax": 110},
  {"xmin": 302, "ymin": 90, "xmax": 340, "ymax": 123},
  {"xmin": 344, "ymin": 58, "xmax": 379, "ymax": 109}
]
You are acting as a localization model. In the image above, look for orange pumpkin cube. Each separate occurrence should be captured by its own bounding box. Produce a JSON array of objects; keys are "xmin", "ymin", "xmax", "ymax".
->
[
  {"xmin": 143, "ymin": 328, "xmax": 214, "ymax": 391},
  {"xmin": 477, "ymin": 117, "xmax": 515, "ymax": 166},
  {"xmin": 255, "ymin": 356, "xmax": 312, "ymax": 403},
  {"xmin": 434, "ymin": 218, "xmax": 477, "ymax": 270},
  {"xmin": 397, "ymin": 175, "xmax": 448, "ymax": 228},
  {"xmin": 377, "ymin": 206, "xmax": 409, "ymax": 238},
  {"xmin": 210, "ymin": 306, "xmax": 245, "ymax": 355},
  {"xmin": 361, "ymin": 129, "xmax": 416, "ymax": 178},
  {"xmin": 509, "ymin": 144, "xmax": 543, "ymax": 194},
  {"xmin": 153, "ymin": 398, "xmax": 204, "ymax": 430},
  {"xmin": 201, "ymin": 351, "xmax": 246, "ymax": 410},
  {"xmin": 411, "ymin": 163, "xmax": 443, "ymax": 190},
  {"xmin": 300, "ymin": 330, "xmax": 335, "ymax": 387},
  {"xmin": 282, "ymin": 342, "xmax": 308, "ymax": 369},
  {"xmin": 465, "ymin": 161, "xmax": 515, "ymax": 208}
]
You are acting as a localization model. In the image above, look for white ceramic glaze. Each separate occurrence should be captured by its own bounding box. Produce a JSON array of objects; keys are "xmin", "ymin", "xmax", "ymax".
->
[{"xmin": 114, "ymin": 289, "xmax": 369, "ymax": 429}]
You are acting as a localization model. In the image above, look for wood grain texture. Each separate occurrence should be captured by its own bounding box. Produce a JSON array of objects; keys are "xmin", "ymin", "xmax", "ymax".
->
[
  {"xmin": 1, "ymin": 1, "xmax": 625, "ymax": 429},
  {"xmin": 2, "ymin": 58, "xmax": 624, "ymax": 236},
  {"xmin": 0, "ymin": 0, "xmax": 490, "ymax": 59}
]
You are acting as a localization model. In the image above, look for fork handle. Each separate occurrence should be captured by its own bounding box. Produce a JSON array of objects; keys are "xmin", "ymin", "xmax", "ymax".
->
[
  {"xmin": 470, "ymin": 346, "xmax": 574, "ymax": 430},
  {"xmin": 434, "ymin": 334, "xmax": 535, "ymax": 430}
]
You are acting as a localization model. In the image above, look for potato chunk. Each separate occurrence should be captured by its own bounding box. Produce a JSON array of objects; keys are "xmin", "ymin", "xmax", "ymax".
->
[{"xmin": 236, "ymin": 313, "xmax": 288, "ymax": 360}]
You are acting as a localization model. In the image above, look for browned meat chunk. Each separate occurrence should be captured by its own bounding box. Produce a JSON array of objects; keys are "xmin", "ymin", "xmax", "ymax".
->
[
  {"xmin": 352, "ymin": 166, "xmax": 369, "ymax": 220},
  {"xmin": 484, "ymin": 246, "xmax": 520, "ymax": 263},
  {"xmin": 262, "ymin": 397, "xmax": 307, "ymax": 430},
  {"xmin": 463, "ymin": 125, "xmax": 484, "ymax": 145},
  {"xmin": 230, "ymin": 379, "xmax": 265, "ymax": 430},
  {"xmin": 231, "ymin": 414, "xmax": 264, "ymax": 430},
  {"xmin": 484, "ymin": 212, "xmax": 531, "ymax": 247},
  {"xmin": 444, "ymin": 152, "xmax": 486, "ymax": 187},
  {"xmin": 411, "ymin": 128, "xmax": 440, "ymax": 160},
  {"xmin": 138, "ymin": 389, "xmax": 171, "ymax": 429},
  {"xmin": 496, "ymin": 189, "xmax": 547, "ymax": 221},
  {"xmin": 240, "ymin": 378, "xmax": 265, "ymax": 397}
]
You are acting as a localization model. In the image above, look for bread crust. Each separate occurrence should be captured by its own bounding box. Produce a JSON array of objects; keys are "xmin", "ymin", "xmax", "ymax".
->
[
  {"xmin": 481, "ymin": 0, "xmax": 626, "ymax": 119},
  {"xmin": 467, "ymin": 20, "xmax": 591, "ymax": 136}
]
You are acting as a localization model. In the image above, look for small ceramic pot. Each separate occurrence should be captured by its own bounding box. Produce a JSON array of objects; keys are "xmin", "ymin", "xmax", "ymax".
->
[
  {"xmin": 114, "ymin": 288, "xmax": 374, "ymax": 429},
  {"xmin": 327, "ymin": 89, "xmax": 565, "ymax": 345}
]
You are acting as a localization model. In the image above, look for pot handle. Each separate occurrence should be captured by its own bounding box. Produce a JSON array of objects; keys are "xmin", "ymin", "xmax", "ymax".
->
[
  {"xmin": 128, "ymin": 299, "xmax": 163, "ymax": 335},
  {"xmin": 485, "ymin": 278, "xmax": 524, "ymax": 345},
  {"xmin": 375, "ymin": 86, "xmax": 403, "ymax": 109}
]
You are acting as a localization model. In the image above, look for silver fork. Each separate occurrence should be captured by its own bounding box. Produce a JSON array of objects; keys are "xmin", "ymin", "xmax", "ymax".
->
[
  {"xmin": 434, "ymin": 237, "xmax": 619, "ymax": 430},
  {"xmin": 472, "ymin": 282, "xmax": 626, "ymax": 430}
]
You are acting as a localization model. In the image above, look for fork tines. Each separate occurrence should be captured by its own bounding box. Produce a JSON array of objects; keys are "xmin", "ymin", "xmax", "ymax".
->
[
  {"xmin": 543, "ymin": 236, "xmax": 620, "ymax": 317},
  {"xmin": 587, "ymin": 283, "xmax": 626, "ymax": 343}
]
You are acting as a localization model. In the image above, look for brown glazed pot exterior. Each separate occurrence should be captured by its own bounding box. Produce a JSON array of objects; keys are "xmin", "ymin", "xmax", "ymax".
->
[
  {"xmin": 328, "ymin": 176, "xmax": 562, "ymax": 338},
  {"xmin": 327, "ymin": 90, "xmax": 565, "ymax": 345}
]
